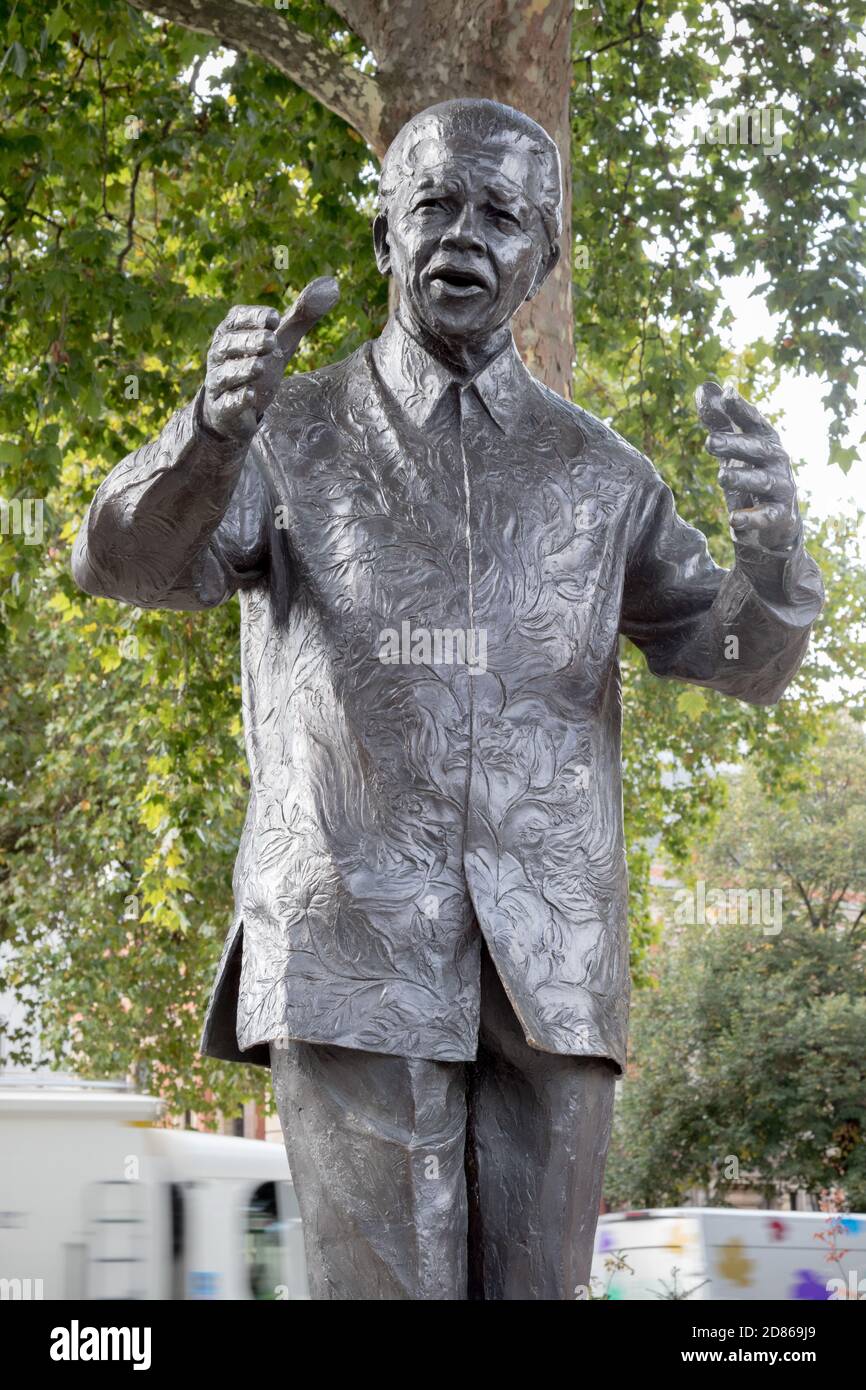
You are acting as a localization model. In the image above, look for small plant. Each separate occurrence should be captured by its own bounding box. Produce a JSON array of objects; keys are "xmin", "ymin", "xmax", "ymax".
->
[
  {"xmin": 579, "ymin": 1249, "xmax": 635, "ymax": 1300},
  {"xmin": 815, "ymin": 1188, "xmax": 858, "ymax": 1300},
  {"xmin": 652, "ymin": 1266, "xmax": 709, "ymax": 1300}
]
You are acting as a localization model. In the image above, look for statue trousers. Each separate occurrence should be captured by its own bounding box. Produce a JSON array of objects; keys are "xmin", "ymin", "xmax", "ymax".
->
[{"xmin": 269, "ymin": 938, "xmax": 617, "ymax": 1300}]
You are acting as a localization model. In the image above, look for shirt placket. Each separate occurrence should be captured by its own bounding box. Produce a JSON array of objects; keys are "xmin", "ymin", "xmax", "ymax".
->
[{"xmin": 457, "ymin": 383, "xmax": 479, "ymax": 883}]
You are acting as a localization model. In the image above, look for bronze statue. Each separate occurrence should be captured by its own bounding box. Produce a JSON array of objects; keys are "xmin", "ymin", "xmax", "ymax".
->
[{"xmin": 73, "ymin": 99, "xmax": 823, "ymax": 1300}]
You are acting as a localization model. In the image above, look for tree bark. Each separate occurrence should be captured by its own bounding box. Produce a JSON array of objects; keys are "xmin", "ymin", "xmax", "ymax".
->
[{"xmin": 127, "ymin": 0, "xmax": 575, "ymax": 395}]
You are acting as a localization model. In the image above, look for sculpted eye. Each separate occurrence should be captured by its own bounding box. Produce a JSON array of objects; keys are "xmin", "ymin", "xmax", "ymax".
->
[
  {"xmin": 414, "ymin": 198, "xmax": 447, "ymax": 214},
  {"xmin": 488, "ymin": 205, "xmax": 520, "ymax": 227}
]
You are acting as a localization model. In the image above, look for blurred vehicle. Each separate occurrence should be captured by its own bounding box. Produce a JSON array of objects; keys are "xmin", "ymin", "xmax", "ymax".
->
[
  {"xmin": 0, "ymin": 1074, "xmax": 309, "ymax": 1300},
  {"xmin": 591, "ymin": 1207, "xmax": 866, "ymax": 1300}
]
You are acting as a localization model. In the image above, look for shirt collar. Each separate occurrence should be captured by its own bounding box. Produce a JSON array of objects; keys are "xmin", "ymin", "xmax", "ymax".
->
[{"xmin": 371, "ymin": 312, "xmax": 532, "ymax": 433}]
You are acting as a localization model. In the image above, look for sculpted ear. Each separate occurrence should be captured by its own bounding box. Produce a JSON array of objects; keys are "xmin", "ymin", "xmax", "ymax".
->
[
  {"xmin": 524, "ymin": 242, "xmax": 560, "ymax": 302},
  {"xmin": 373, "ymin": 213, "xmax": 392, "ymax": 276}
]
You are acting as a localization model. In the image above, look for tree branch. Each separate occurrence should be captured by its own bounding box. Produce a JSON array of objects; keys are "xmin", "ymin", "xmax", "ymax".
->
[
  {"xmin": 790, "ymin": 872, "xmax": 819, "ymax": 928},
  {"xmin": 326, "ymin": 0, "xmax": 384, "ymax": 53},
  {"xmin": 126, "ymin": 0, "xmax": 385, "ymax": 150}
]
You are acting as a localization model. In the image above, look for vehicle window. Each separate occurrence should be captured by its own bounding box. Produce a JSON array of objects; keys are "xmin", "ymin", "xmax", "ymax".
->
[
  {"xmin": 243, "ymin": 1181, "xmax": 283, "ymax": 1300},
  {"xmin": 169, "ymin": 1183, "xmax": 185, "ymax": 1301}
]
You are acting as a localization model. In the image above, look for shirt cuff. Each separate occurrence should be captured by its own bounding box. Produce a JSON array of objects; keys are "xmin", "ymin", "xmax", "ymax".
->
[
  {"xmin": 734, "ymin": 520, "xmax": 824, "ymax": 623},
  {"xmin": 173, "ymin": 386, "xmax": 252, "ymax": 476},
  {"xmin": 734, "ymin": 519, "xmax": 801, "ymax": 601}
]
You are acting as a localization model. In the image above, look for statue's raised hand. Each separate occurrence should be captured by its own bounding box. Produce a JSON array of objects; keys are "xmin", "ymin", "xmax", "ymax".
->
[
  {"xmin": 202, "ymin": 276, "xmax": 340, "ymax": 443},
  {"xmin": 696, "ymin": 380, "xmax": 800, "ymax": 550}
]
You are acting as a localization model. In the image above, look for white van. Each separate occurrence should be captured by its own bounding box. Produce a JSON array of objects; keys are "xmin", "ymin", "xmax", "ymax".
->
[
  {"xmin": 0, "ymin": 1075, "xmax": 309, "ymax": 1300},
  {"xmin": 591, "ymin": 1207, "xmax": 866, "ymax": 1300}
]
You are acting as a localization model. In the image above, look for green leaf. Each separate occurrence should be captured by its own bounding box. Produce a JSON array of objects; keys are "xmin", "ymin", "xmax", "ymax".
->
[{"xmin": 676, "ymin": 687, "xmax": 708, "ymax": 720}]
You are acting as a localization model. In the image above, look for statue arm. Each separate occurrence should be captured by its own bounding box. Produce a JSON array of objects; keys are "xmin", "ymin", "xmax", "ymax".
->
[
  {"xmin": 72, "ymin": 279, "xmax": 339, "ymax": 610},
  {"xmin": 72, "ymin": 387, "xmax": 270, "ymax": 610},
  {"xmin": 619, "ymin": 472, "xmax": 824, "ymax": 706}
]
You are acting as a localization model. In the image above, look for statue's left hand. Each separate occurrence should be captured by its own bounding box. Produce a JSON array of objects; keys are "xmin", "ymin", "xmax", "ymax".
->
[{"xmin": 696, "ymin": 381, "xmax": 800, "ymax": 549}]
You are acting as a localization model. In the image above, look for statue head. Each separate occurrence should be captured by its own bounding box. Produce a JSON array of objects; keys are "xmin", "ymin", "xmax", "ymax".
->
[{"xmin": 374, "ymin": 98, "xmax": 561, "ymax": 349}]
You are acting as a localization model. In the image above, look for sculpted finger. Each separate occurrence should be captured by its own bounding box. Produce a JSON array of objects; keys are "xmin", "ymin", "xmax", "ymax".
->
[
  {"xmin": 219, "ymin": 382, "xmax": 259, "ymax": 410},
  {"xmin": 220, "ymin": 305, "xmax": 280, "ymax": 334},
  {"xmin": 720, "ymin": 381, "xmax": 780, "ymax": 439},
  {"xmin": 718, "ymin": 465, "xmax": 794, "ymax": 499},
  {"xmin": 208, "ymin": 357, "xmax": 265, "ymax": 399},
  {"xmin": 730, "ymin": 503, "xmax": 790, "ymax": 536},
  {"xmin": 275, "ymin": 276, "xmax": 340, "ymax": 357},
  {"xmin": 695, "ymin": 381, "xmax": 733, "ymax": 434},
  {"xmin": 707, "ymin": 432, "xmax": 788, "ymax": 467},
  {"xmin": 210, "ymin": 329, "xmax": 278, "ymax": 365}
]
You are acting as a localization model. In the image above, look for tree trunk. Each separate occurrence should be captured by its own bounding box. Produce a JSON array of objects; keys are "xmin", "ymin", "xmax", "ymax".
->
[
  {"xmin": 365, "ymin": 0, "xmax": 575, "ymax": 396},
  {"xmin": 127, "ymin": 0, "xmax": 575, "ymax": 395}
]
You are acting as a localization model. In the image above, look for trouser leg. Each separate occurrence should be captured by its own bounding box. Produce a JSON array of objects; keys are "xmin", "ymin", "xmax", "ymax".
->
[
  {"xmin": 467, "ymin": 943, "xmax": 618, "ymax": 1300},
  {"xmin": 269, "ymin": 1039, "xmax": 467, "ymax": 1300}
]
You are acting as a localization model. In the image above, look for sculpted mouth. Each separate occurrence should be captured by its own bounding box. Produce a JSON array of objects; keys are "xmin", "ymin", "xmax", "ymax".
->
[{"xmin": 429, "ymin": 266, "xmax": 489, "ymax": 294}]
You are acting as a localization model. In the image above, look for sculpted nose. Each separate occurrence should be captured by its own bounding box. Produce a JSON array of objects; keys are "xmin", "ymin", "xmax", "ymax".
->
[{"xmin": 441, "ymin": 205, "xmax": 485, "ymax": 253}]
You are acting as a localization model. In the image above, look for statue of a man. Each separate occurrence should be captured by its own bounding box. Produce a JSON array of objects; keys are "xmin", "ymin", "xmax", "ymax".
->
[{"xmin": 73, "ymin": 99, "xmax": 823, "ymax": 1300}]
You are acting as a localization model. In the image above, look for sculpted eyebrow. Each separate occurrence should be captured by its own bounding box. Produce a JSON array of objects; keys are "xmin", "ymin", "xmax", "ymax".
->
[
  {"xmin": 485, "ymin": 182, "xmax": 527, "ymax": 211},
  {"xmin": 412, "ymin": 174, "xmax": 459, "ymax": 196}
]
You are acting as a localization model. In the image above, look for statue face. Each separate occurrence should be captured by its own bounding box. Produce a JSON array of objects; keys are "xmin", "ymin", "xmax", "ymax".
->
[{"xmin": 376, "ymin": 136, "xmax": 556, "ymax": 345}]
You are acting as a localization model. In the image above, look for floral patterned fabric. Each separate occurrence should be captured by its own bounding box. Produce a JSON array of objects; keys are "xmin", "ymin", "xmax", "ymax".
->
[{"xmin": 73, "ymin": 315, "xmax": 823, "ymax": 1072}]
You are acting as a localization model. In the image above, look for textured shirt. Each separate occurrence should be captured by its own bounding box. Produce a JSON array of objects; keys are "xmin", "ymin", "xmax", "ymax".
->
[{"xmin": 72, "ymin": 314, "xmax": 824, "ymax": 1073}]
